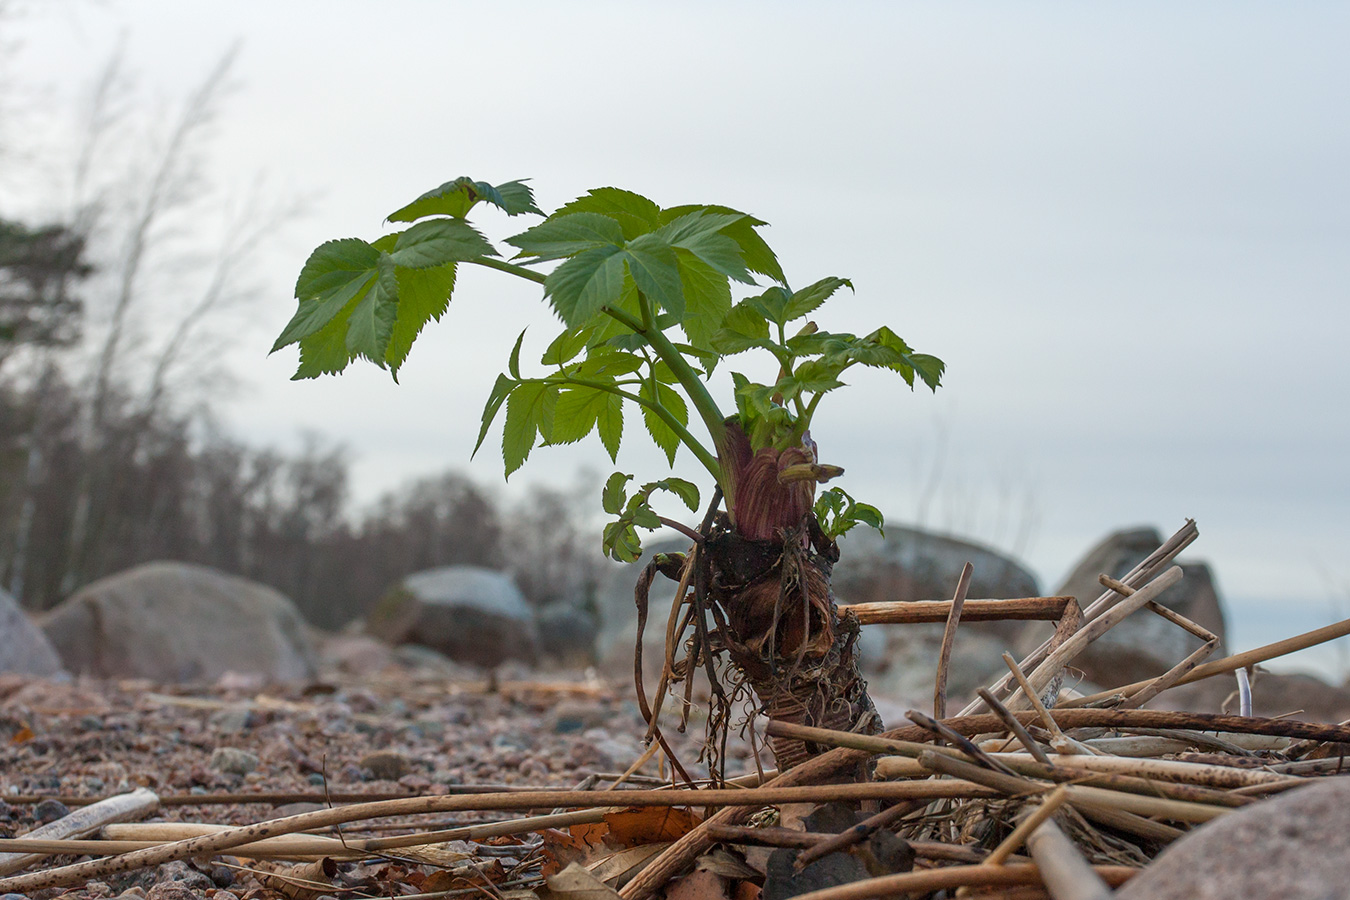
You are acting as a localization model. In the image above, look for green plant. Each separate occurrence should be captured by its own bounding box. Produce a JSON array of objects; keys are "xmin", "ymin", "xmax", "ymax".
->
[{"xmin": 273, "ymin": 176, "xmax": 943, "ymax": 772}]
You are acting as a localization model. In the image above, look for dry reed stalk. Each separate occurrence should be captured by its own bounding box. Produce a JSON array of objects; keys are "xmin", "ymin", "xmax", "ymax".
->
[
  {"xmin": 1024, "ymin": 819, "xmax": 1114, "ymax": 900},
  {"xmin": 770, "ymin": 863, "xmax": 1138, "ymax": 900},
  {"xmin": 1018, "ymin": 753, "xmax": 1298, "ymax": 790},
  {"xmin": 916, "ymin": 752, "xmax": 1228, "ymax": 824},
  {"xmin": 838, "ymin": 596, "xmax": 1075, "ymax": 625},
  {"xmin": 1000, "ymin": 653, "xmax": 1083, "ymax": 752},
  {"xmin": 1062, "ymin": 616, "xmax": 1350, "ymax": 708},
  {"xmin": 961, "ymin": 520, "xmax": 1199, "ymax": 717},
  {"xmin": 1006, "ymin": 567, "xmax": 1185, "ymax": 712},
  {"xmin": 1094, "ymin": 574, "xmax": 1220, "ymax": 710},
  {"xmin": 0, "ymin": 788, "xmax": 159, "ymax": 877},
  {"xmin": 934, "ymin": 562, "xmax": 974, "ymax": 720},
  {"xmin": 0, "ymin": 782, "xmax": 1001, "ymax": 893},
  {"xmin": 978, "ymin": 687, "xmax": 1053, "ymax": 765}
]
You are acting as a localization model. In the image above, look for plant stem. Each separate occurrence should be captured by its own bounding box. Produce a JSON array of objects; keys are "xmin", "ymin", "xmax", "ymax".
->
[{"xmin": 469, "ymin": 257, "xmax": 547, "ymax": 284}]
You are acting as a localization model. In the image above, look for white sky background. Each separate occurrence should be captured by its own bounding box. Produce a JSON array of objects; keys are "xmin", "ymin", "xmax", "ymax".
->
[{"xmin": 6, "ymin": 2, "xmax": 1350, "ymax": 674}]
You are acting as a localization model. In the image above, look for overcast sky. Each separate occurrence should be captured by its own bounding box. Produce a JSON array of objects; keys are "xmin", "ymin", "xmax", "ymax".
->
[{"xmin": 8, "ymin": 2, "xmax": 1350, "ymax": 673}]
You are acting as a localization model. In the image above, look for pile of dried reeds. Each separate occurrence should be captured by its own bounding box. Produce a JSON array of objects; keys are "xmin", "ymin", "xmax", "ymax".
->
[{"xmin": 4, "ymin": 520, "xmax": 1350, "ymax": 899}]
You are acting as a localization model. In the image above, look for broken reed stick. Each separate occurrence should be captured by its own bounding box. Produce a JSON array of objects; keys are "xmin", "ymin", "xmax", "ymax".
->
[
  {"xmin": 0, "ymin": 788, "xmax": 159, "ymax": 877},
  {"xmin": 701, "ymin": 825, "xmax": 1001, "ymax": 864},
  {"xmin": 839, "ymin": 596, "xmax": 1074, "ymax": 625},
  {"xmin": 962, "ymin": 520, "xmax": 1200, "ymax": 718},
  {"xmin": 1096, "ymin": 574, "xmax": 1220, "ymax": 711},
  {"xmin": 0, "ymin": 782, "xmax": 1002, "ymax": 893},
  {"xmin": 1007, "ymin": 567, "xmax": 1185, "ymax": 712},
  {"xmin": 978, "ymin": 687, "xmax": 1053, "ymax": 765},
  {"xmin": 916, "ymin": 752, "xmax": 1229, "ymax": 824},
  {"xmin": 934, "ymin": 562, "xmax": 974, "ymax": 721},
  {"xmin": 873, "ymin": 755, "xmax": 1253, "ymax": 808},
  {"xmin": 780, "ymin": 863, "xmax": 1138, "ymax": 900},
  {"xmin": 1024, "ymin": 818, "xmax": 1114, "ymax": 900},
  {"xmin": 1060, "ymin": 615, "xmax": 1350, "ymax": 708},
  {"xmin": 906, "ymin": 709, "xmax": 1021, "ymax": 776},
  {"xmin": 1001, "ymin": 653, "xmax": 1076, "ymax": 749}
]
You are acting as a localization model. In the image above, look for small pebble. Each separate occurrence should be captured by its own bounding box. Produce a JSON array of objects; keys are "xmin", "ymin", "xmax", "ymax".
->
[
  {"xmin": 208, "ymin": 747, "xmax": 259, "ymax": 776},
  {"xmin": 33, "ymin": 798, "xmax": 70, "ymax": 823},
  {"xmin": 358, "ymin": 750, "xmax": 412, "ymax": 781}
]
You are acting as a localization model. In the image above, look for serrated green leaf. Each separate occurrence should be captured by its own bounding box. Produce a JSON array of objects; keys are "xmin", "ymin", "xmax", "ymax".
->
[
  {"xmin": 597, "ymin": 391, "xmax": 623, "ymax": 461},
  {"xmin": 555, "ymin": 188, "xmax": 662, "ymax": 240},
  {"xmin": 674, "ymin": 250, "xmax": 732, "ymax": 349},
  {"xmin": 624, "ymin": 235, "xmax": 684, "ymax": 318},
  {"xmin": 792, "ymin": 358, "xmax": 847, "ymax": 393},
  {"xmin": 851, "ymin": 502, "xmax": 885, "ymax": 532},
  {"xmin": 494, "ymin": 179, "xmax": 544, "ymax": 216},
  {"xmin": 389, "ymin": 218, "xmax": 497, "ymax": 268},
  {"xmin": 710, "ymin": 301, "xmax": 771, "ymax": 354},
  {"xmin": 662, "ymin": 204, "xmax": 783, "ymax": 284},
  {"xmin": 388, "ymin": 177, "xmax": 538, "ymax": 222},
  {"xmin": 508, "ymin": 329, "xmax": 527, "ymax": 378},
  {"xmin": 603, "ymin": 520, "xmax": 642, "ymax": 562},
  {"xmin": 784, "ymin": 277, "xmax": 852, "ymax": 321},
  {"xmin": 345, "ymin": 253, "xmax": 399, "ymax": 364},
  {"xmin": 274, "ymin": 239, "xmax": 380, "ymax": 351},
  {"xmin": 292, "ymin": 305, "xmax": 356, "ymax": 379},
  {"xmin": 473, "ymin": 374, "xmax": 517, "ymax": 457},
  {"xmin": 631, "ymin": 506, "xmax": 662, "ymax": 529},
  {"xmin": 602, "ymin": 472, "xmax": 631, "ymax": 515},
  {"xmin": 545, "ymin": 245, "xmax": 627, "ymax": 326},
  {"xmin": 548, "ymin": 386, "xmax": 610, "ymax": 445},
  {"xmin": 657, "ymin": 210, "xmax": 754, "ymax": 285},
  {"xmin": 501, "ymin": 381, "xmax": 554, "ymax": 477},
  {"xmin": 574, "ymin": 347, "xmax": 643, "ymax": 379},
  {"xmin": 909, "ymin": 353, "xmax": 945, "ymax": 391},
  {"xmin": 541, "ymin": 326, "xmax": 590, "ymax": 367},
  {"xmin": 653, "ymin": 477, "xmax": 700, "ymax": 512},
  {"xmin": 387, "ymin": 262, "xmax": 456, "ymax": 376},
  {"xmin": 507, "ymin": 212, "xmax": 624, "ymax": 261},
  {"xmin": 746, "ymin": 286, "xmax": 790, "ymax": 327},
  {"xmin": 639, "ymin": 381, "xmax": 687, "ymax": 466}
]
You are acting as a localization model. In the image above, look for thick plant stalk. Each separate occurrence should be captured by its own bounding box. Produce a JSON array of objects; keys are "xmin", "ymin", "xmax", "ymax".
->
[{"xmin": 704, "ymin": 524, "xmax": 881, "ymax": 770}]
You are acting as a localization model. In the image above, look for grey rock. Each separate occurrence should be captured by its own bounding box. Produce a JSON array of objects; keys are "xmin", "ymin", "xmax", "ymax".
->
[
  {"xmin": 1116, "ymin": 777, "xmax": 1350, "ymax": 900},
  {"xmin": 535, "ymin": 600, "xmax": 599, "ymax": 666},
  {"xmin": 39, "ymin": 562, "xmax": 317, "ymax": 683},
  {"xmin": 208, "ymin": 747, "xmax": 259, "ymax": 776},
  {"xmin": 0, "ymin": 585, "xmax": 65, "ymax": 676},
  {"xmin": 33, "ymin": 797, "xmax": 69, "ymax": 822},
  {"xmin": 1039, "ymin": 527, "xmax": 1227, "ymax": 686},
  {"xmin": 367, "ymin": 566, "xmax": 538, "ymax": 669}
]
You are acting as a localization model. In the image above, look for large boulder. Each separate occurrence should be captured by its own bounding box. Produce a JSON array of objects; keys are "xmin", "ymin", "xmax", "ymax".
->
[
  {"xmin": 0, "ymin": 587, "xmax": 65, "ymax": 677},
  {"xmin": 367, "ymin": 566, "xmax": 538, "ymax": 669},
  {"xmin": 39, "ymin": 562, "xmax": 317, "ymax": 682},
  {"xmin": 1116, "ymin": 776, "xmax": 1350, "ymax": 900},
  {"xmin": 1036, "ymin": 527, "xmax": 1227, "ymax": 687}
]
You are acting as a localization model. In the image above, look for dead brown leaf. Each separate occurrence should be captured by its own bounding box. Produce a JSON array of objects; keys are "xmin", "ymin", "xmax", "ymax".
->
[
  {"xmin": 664, "ymin": 868, "xmax": 729, "ymax": 900},
  {"xmin": 603, "ymin": 806, "xmax": 701, "ymax": 847}
]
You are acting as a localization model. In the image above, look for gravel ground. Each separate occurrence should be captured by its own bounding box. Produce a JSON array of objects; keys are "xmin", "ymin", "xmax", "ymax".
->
[{"xmin": 0, "ymin": 660, "xmax": 741, "ymax": 900}]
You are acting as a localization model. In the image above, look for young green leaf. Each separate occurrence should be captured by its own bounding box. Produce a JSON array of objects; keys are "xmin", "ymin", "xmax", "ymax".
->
[
  {"xmin": 710, "ymin": 301, "xmax": 771, "ymax": 354},
  {"xmin": 273, "ymin": 239, "xmax": 380, "ymax": 351},
  {"xmin": 639, "ymin": 380, "xmax": 688, "ymax": 465},
  {"xmin": 507, "ymin": 212, "xmax": 625, "ymax": 261},
  {"xmin": 544, "ymin": 245, "xmax": 627, "ymax": 326},
  {"xmin": 602, "ymin": 472, "xmax": 632, "ymax": 515},
  {"xmin": 388, "ymin": 218, "xmax": 497, "ymax": 269},
  {"xmin": 508, "ymin": 329, "xmax": 527, "ymax": 379},
  {"xmin": 387, "ymin": 177, "xmax": 541, "ymax": 223},
  {"xmin": 908, "ymin": 353, "xmax": 945, "ymax": 391},
  {"xmin": 662, "ymin": 205, "xmax": 784, "ymax": 284},
  {"xmin": 655, "ymin": 210, "xmax": 754, "ymax": 285},
  {"xmin": 597, "ymin": 390, "xmax": 623, "ymax": 461},
  {"xmin": 674, "ymin": 250, "xmax": 732, "ymax": 349},
  {"xmin": 387, "ymin": 261, "xmax": 456, "ymax": 377},
  {"xmin": 292, "ymin": 307, "xmax": 357, "ymax": 379},
  {"xmin": 473, "ymin": 374, "xmax": 517, "ymax": 457},
  {"xmin": 745, "ymin": 286, "xmax": 790, "ymax": 327},
  {"xmin": 784, "ymin": 277, "xmax": 852, "ymax": 321},
  {"xmin": 648, "ymin": 477, "xmax": 700, "ymax": 512},
  {"xmin": 344, "ymin": 253, "xmax": 399, "ymax": 364},
  {"xmin": 555, "ymin": 188, "xmax": 662, "ymax": 240},
  {"xmin": 501, "ymin": 381, "xmax": 556, "ymax": 477},
  {"xmin": 548, "ymin": 386, "xmax": 612, "ymax": 445},
  {"xmin": 623, "ymin": 234, "xmax": 685, "ymax": 318}
]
